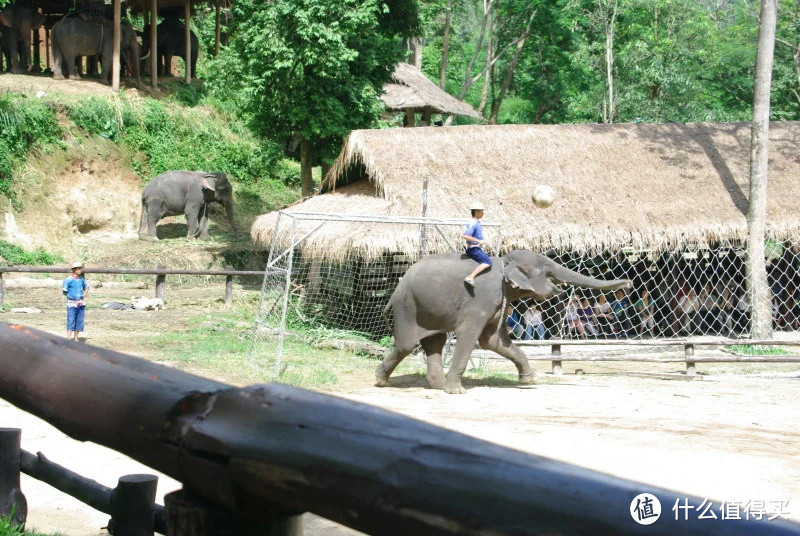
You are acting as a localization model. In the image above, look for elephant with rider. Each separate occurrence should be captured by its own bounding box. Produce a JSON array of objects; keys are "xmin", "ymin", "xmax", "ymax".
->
[
  {"xmin": 0, "ymin": 0, "xmax": 45, "ymax": 73},
  {"xmin": 140, "ymin": 16, "xmax": 198, "ymax": 78},
  {"xmin": 51, "ymin": 15, "xmax": 140, "ymax": 84},
  {"xmin": 139, "ymin": 171, "xmax": 235, "ymax": 241},
  {"xmin": 378, "ymin": 250, "xmax": 631, "ymax": 394}
]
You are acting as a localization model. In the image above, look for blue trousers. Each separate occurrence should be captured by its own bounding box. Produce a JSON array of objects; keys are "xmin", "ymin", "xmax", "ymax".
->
[{"xmin": 66, "ymin": 306, "xmax": 85, "ymax": 332}]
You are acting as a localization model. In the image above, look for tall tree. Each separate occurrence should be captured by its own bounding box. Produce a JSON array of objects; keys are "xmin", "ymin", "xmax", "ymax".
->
[
  {"xmin": 747, "ymin": 0, "xmax": 777, "ymax": 339},
  {"xmin": 214, "ymin": 0, "xmax": 418, "ymax": 197},
  {"xmin": 439, "ymin": 0, "xmax": 453, "ymax": 88}
]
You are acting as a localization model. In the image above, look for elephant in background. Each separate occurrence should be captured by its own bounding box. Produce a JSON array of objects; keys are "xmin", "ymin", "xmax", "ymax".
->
[
  {"xmin": 140, "ymin": 16, "xmax": 198, "ymax": 77},
  {"xmin": 0, "ymin": 0, "xmax": 45, "ymax": 73},
  {"xmin": 377, "ymin": 250, "xmax": 632, "ymax": 394},
  {"xmin": 139, "ymin": 171, "xmax": 235, "ymax": 241}
]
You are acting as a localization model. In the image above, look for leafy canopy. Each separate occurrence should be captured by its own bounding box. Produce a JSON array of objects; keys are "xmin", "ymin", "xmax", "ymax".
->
[{"xmin": 210, "ymin": 0, "xmax": 418, "ymax": 156}]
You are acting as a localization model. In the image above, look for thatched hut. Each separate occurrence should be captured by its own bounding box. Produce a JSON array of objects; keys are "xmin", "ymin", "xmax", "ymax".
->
[
  {"xmin": 251, "ymin": 121, "xmax": 800, "ymax": 337},
  {"xmin": 253, "ymin": 121, "xmax": 800, "ymax": 259},
  {"xmin": 381, "ymin": 63, "xmax": 481, "ymax": 126}
]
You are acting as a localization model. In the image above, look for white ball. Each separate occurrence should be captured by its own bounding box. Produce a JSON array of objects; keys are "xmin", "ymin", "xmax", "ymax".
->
[{"xmin": 532, "ymin": 185, "xmax": 556, "ymax": 208}]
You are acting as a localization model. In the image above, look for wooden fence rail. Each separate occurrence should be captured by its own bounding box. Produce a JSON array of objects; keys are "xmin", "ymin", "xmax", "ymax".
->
[
  {"xmin": 0, "ymin": 323, "xmax": 799, "ymax": 535},
  {"xmin": 0, "ymin": 265, "xmax": 270, "ymax": 309},
  {"xmin": 507, "ymin": 338, "xmax": 800, "ymax": 376}
]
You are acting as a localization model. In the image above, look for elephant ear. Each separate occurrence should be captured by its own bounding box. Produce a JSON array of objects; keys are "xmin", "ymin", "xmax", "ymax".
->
[
  {"xmin": 503, "ymin": 257, "xmax": 537, "ymax": 293},
  {"xmin": 201, "ymin": 175, "xmax": 216, "ymax": 192}
]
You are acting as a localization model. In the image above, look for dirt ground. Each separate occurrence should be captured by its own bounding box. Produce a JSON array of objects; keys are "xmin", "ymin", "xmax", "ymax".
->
[{"xmin": 1, "ymin": 284, "xmax": 799, "ymax": 533}]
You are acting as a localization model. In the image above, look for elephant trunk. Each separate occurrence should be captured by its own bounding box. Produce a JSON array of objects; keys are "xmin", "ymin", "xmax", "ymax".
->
[
  {"xmin": 225, "ymin": 199, "xmax": 235, "ymax": 230},
  {"xmin": 548, "ymin": 261, "xmax": 631, "ymax": 291}
]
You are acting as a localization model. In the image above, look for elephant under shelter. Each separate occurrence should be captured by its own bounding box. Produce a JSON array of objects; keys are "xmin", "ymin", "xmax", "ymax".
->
[{"xmin": 1, "ymin": 0, "xmax": 225, "ymax": 89}]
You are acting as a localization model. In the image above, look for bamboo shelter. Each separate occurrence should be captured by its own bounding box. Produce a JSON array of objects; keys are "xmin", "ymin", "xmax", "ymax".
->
[
  {"xmin": 381, "ymin": 62, "xmax": 481, "ymax": 126},
  {"xmin": 252, "ymin": 121, "xmax": 800, "ymax": 260}
]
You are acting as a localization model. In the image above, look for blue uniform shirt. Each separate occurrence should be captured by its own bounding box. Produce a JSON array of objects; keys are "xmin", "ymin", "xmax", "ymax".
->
[
  {"xmin": 62, "ymin": 276, "xmax": 88, "ymax": 301},
  {"xmin": 464, "ymin": 219, "xmax": 484, "ymax": 250}
]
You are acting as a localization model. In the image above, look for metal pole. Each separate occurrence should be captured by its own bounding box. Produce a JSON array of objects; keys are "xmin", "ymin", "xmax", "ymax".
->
[
  {"xmin": 112, "ymin": 0, "xmax": 121, "ymax": 91},
  {"xmin": 419, "ymin": 176, "xmax": 428, "ymax": 258},
  {"xmin": 275, "ymin": 219, "xmax": 297, "ymax": 378},
  {"xmin": 150, "ymin": 0, "xmax": 158, "ymax": 88},
  {"xmin": 184, "ymin": 0, "xmax": 191, "ymax": 82}
]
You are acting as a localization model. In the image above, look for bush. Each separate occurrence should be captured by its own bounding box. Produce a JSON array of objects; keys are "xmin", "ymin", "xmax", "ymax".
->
[
  {"xmin": 0, "ymin": 94, "xmax": 63, "ymax": 198},
  {"xmin": 273, "ymin": 158, "xmax": 301, "ymax": 186},
  {"xmin": 64, "ymin": 97, "xmax": 122, "ymax": 141},
  {"xmin": 0, "ymin": 240, "xmax": 63, "ymax": 266}
]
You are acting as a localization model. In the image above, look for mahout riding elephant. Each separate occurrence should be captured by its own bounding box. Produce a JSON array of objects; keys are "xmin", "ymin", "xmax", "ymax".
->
[
  {"xmin": 139, "ymin": 171, "xmax": 235, "ymax": 241},
  {"xmin": 0, "ymin": 0, "xmax": 45, "ymax": 73},
  {"xmin": 377, "ymin": 250, "xmax": 631, "ymax": 394},
  {"xmin": 140, "ymin": 16, "xmax": 198, "ymax": 77}
]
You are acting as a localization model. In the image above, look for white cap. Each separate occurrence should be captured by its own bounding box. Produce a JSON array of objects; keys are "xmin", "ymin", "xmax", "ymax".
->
[
  {"xmin": 71, "ymin": 261, "xmax": 84, "ymax": 269},
  {"xmin": 469, "ymin": 202, "xmax": 486, "ymax": 211}
]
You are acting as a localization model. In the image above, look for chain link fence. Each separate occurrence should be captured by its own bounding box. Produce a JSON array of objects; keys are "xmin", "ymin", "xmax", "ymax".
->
[{"xmin": 250, "ymin": 212, "xmax": 800, "ymax": 375}]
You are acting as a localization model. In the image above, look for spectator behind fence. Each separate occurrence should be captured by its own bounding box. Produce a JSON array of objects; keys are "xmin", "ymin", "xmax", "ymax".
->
[
  {"xmin": 594, "ymin": 294, "xmax": 614, "ymax": 335},
  {"xmin": 565, "ymin": 297, "xmax": 585, "ymax": 339},
  {"xmin": 698, "ymin": 283, "xmax": 720, "ymax": 333},
  {"xmin": 578, "ymin": 298, "xmax": 599, "ymax": 337},
  {"xmin": 611, "ymin": 289, "xmax": 633, "ymax": 335},
  {"xmin": 505, "ymin": 304, "xmax": 524, "ymax": 340},
  {"xmin": 733, "ymin": 286, "xmax": 750, "ymax": 334},
  {"xmin": 636, "ymin": 289, "xmax": 655, "ymax": 336},
  {"xmin": 719, "ymin": 287, "xmax": 735, "ymax": 336},
  {"xmin": 678, "ymin": 288, "xmax": 700, "ymax": 335},
  {"xmin": 523, "ymin": 303, "xmax": 546, "ymax": 340}
]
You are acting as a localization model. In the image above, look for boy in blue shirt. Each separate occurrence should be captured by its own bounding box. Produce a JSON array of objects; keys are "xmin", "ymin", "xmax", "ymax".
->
[
  {"xmin": 463, "ymin": 202, "xmax": 492, "ymax": 287},
  {"xmin": 63, "ymin": 261, "xmax": 89, "ymax": 341}
]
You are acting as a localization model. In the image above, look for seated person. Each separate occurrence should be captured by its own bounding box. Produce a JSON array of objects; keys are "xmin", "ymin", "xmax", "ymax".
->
[
  {"xmin": 505, "ymin": 304, "xmax": 524, "ymax": 340},
  {"xmin": 611, "ymin": 289, "xmax": 633, "ymax": 335},
  {"xmin": 635, "ymin": 289, "xmax": 655, "ymax": 336},
  {"xmin": 523, "ymin": 304, "xmax": 546, "ymax": 340},
  {"xmin": 594, "ymin": 294, "xmax": 614, "ymax": 336},
  {"xmin": 565, "ymin": 297, "xmax": 585, "ymax": 339},
  {"xmin": 577, "ymin": 298, "xmax": 599, "ymax": 337}
]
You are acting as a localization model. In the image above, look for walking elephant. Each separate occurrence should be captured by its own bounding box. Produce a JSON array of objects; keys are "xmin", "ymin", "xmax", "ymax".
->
[
  {"xmin": 139, "ymin": 171, "xmax": 235, "ymax": 241},
  {"xmin": 377, "ymin": 250, "xmax": 631, "ymax": 394},
  {"xmin": 140, "ymin": 17, "xmax": 198, "ymax": 78},
  {"xmin": 0, "ymin": 0, "xmax": 45, "ymax": 73}
]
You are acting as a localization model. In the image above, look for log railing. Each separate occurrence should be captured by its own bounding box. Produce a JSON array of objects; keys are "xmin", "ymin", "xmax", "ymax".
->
[
  {"xmin": 0, "ymin": 265, "xmax": 267, "ymax": 308},
  {"xmin": 510, "ymin": 338, "xmax": 800, "ymax": 376},
  {"xmin": 1, "ymin": 323, "xmax": 799, "ymax": 535}
]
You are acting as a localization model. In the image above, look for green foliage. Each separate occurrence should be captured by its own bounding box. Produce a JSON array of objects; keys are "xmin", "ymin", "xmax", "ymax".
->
[
  {"xmin": 723, "ymin": 345, "xmax": 791, "ymax": 356},
  {"xmin": 0, "ymin": 240, "xmax": 63, "ymax": 266},
  {"xmin": 0, "ymin": 94, "xmax": 63, "ymax": 199},
  {"xmin": 272, "ymin": 158, "xmax": 301, "ymax": 187},
  {"xmin": 208, "ymin": 0, "xmax": 419, "ymax": 164}
]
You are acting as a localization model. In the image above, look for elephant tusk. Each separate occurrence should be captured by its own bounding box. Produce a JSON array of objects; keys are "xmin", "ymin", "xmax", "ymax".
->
[{"xmin": 140, "ymin": 51, "xmax": 150, "ymax": 60}]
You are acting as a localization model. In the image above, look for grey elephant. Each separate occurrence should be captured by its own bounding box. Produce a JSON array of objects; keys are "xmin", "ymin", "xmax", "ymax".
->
[
  {"xmin": 140, "ymin": 17, "xmax": 198, "ymax": 78},
  {"xmin": 377, "ymin": 250, "xmax": 631, "ymax": 394},
  {"xmin": 138, "ymin": 171, "xmax": 235, "ymax": 241},
  {"xmin": 0, "ymin": 0, "xmax": 45, "ymax": 73}
]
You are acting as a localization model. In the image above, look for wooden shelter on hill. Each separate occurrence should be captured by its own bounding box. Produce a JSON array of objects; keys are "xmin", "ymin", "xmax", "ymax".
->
[
  {"xmin": 252, "ymin": 121, "xmax": 800, "ymax": 261},
  {"xmin": 381, "ymin": 63, "xmax": 481, "ymax": 126}
]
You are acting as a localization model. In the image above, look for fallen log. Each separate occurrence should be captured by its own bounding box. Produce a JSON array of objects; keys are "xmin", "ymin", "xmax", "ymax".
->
[{"xmin": 0, "ymin": 323, "xmax": 797, "ymax": 536}]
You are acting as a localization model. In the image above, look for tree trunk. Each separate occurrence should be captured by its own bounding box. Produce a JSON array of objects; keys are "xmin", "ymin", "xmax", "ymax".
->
[
  {"xmin": 112, "ymin": 0, "xmax": 121, "ymax": 91},
  {"xmin": 439, "ymin": 0, "xmax": 452, "ymax": 89},
  {"xmin": 215, "ymin": 3, "xmax": 221, "ymax": 56},
  {"xmin": 746, "ymin": 0, "xmax": 777, "ymax": 339},
  {"xmin": 489, "ymin": 10, "xmax": 536, "ymax": 124},
  {"xmin": 604, "ymin": 1, "xmax": 618, "ymax": 124},
  {"xmin": 300, "ymin": 138, "xmax": 314, "ymax": 197},
  {"xmin": 408, "ymin": 36, "xmax": 422, "ymax": 68},
  {"xmin": 477, "ymin": 13, "xmax": 495, "ymax": 116},
  {"xmin": 185, "ymin": 0, "xmax": 192, "ymax": 82}
]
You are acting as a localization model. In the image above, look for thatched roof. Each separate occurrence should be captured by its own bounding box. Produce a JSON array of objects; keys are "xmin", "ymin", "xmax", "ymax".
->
[
  {"xmin": 252, "ymin": 121, "xmax": 800, "ymax": 261},
  {"xmin": 381, "ymin": 63, "xmax": 481, "ymax": 120}
]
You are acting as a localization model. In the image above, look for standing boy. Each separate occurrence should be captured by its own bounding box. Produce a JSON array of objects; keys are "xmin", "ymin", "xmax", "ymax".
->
[
  {"xmin": 463, "ymin": 202, "xmax": 492, "ymax": 287},
  {"xmin": 63, "ymin": 261, "xmax": 88, "ymax": 341}
]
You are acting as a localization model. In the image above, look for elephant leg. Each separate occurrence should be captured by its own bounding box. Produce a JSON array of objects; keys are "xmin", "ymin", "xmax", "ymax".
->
[
  {"xmin": 444, "ymin": 326, "xmax": 483, "ymax": 394},
  {"xmin": 479, "ymin": 322, "xmax": 534, "ymax": 384},
  {"xmin": 164, "ymin": 52, "xmax": 172, "ymax": 76},
  {"xmin": 185, "ymin": 205, "xmax": 200, "ymax": 239},
  {"xmin": 52, "ymin": 48, "xmax": 64, "ymax": 79},
  {"xmin": 146, "ymin": 203, "xmax": 162, "ymax": 240},
  {"xmin": 199, "ymin": 205, "xmax": 210, "ymax": 240},
  {"xmin": 420, "ymin": 333, "xmax": 447, "ymax": 390},
  {"xmin": 8, "ymin": 36, "xmax": 21, "ymax": 73}
]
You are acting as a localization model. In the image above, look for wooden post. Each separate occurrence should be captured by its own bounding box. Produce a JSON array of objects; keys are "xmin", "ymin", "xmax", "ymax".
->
[
  {"xmin": 551, "ymin": 344, "xmax": 562, "ymax": 376},
  {"xmin": 150, "ymin": 0, "xmax": 158, "ymax": 88},
  {"xmin": 45, "ymin": 28, "xmax": 50, "ymax": 71},
  {"xmin": 224, "ymin": 265, "xmax": 233, "ymax": 307},
  {"xmin": 419, "ymin": 177, "xmax": 428, "ymax": 257},
  {"xmin": 405, "ymin": 108, "xmax": 415, "ymax": 127},
  {"xmin": 155, "ymin": 266, "xmax": 166, "ymax": 302},
  {"xmin": 214, "ymin": 3, "xmax": 221, "ymax": 56},
  {"xmin": 685, "ymin": 343, "xmax": 696, "ymax": 376},
  {"xmin": 0, "ymin": 272, "xmax": 4, "ymax": 310},
  {"xmin": 110, "ymin": 474, "xmax": 158, "ymax": 536},
  {"xmin": 165, "ymin": 490, "xmax": 303, "ymax": 536},
  {"xmin": 0, "ymin": 429, "xmax": 27, "ymax": 525},
  {"xmin": 112, "ymin": 0, "xmax": 121, "ymax": 91},
  {"xmin": 421, "ymin": 107, "xmax": 432, "ymax": 126},
  {"xmin": 184, "ymin": 0, "xmax": 191, "ymax": 83},
  {"xmin": 32, "ymin": 28, "xmax": 41, "ymax": 73}
]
